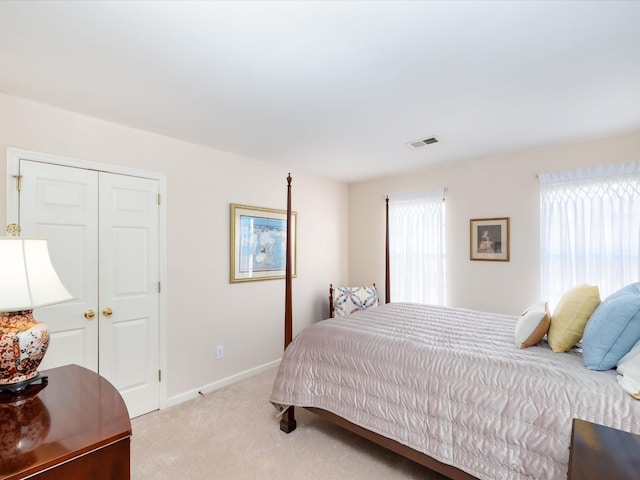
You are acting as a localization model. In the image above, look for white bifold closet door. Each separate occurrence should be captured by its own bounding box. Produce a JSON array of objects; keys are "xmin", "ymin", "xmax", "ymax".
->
[{"xmin": 18, "ymin": 160, "xmax": 160, "ymax": 418}]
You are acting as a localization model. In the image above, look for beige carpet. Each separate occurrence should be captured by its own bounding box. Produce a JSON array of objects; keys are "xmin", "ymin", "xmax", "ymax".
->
[{"xmin": 131, "ymin": 367, "xmax": 448, "ymax": 479}]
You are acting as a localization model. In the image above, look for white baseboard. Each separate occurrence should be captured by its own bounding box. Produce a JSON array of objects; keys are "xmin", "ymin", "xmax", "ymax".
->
[{"xmin": 164, "ymin": 359, "xmax": 280, "ymax": 409}]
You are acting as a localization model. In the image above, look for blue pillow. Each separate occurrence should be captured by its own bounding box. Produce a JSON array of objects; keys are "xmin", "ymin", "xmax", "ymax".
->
[{"xmin": 583, "ymin": 283, "xmax": 640, "ymax": 370}]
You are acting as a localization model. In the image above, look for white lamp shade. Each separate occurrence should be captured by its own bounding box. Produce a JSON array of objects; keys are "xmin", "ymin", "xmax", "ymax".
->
[{"xmin": 0, "ymin": 238, "xmax": 74, "ymax": 311}]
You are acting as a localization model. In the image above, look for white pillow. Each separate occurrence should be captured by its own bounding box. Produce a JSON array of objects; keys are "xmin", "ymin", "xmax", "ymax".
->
[
  {"xmin": 616, "ymin": 339, "xmax": 640, "ymax": 399},
  {"xmin": 515, "ymin": 302, "xmax": 551, "ymax": 349}
]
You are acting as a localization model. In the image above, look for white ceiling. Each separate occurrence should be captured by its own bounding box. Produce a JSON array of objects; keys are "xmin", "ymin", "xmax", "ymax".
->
[{"xmin": 0, "ymin": 1, "xmax": 639, "ymax": 183}]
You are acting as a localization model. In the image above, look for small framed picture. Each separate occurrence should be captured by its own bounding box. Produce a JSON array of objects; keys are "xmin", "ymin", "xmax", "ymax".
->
[
  {"xmin": 230, "ymin": 203, "xmax": 297, "ymax": 282},
  {"xmin": 470, "ymin": 217, "xmax": 510, "ymax": 262}
]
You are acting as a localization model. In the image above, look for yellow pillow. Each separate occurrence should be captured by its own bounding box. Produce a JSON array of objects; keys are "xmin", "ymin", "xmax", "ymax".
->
[{"xmin": 548, "ymin": 284, "xmax": 601, "ymax": 352}]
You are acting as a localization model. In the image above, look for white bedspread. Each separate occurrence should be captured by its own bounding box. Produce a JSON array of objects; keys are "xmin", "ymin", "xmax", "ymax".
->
[{"xmin": 270, "ymin": 303, "xmax": 640, "ymax": 480}]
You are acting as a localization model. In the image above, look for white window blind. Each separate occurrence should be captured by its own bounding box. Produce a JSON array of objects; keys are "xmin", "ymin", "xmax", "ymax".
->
[
  {"xmin": 388, "ymin": 188, "xmax": 445, "ymax": 304},
  {"xmin": 539, "ymin": 161, "xmax": 640, "ymax": 305}
]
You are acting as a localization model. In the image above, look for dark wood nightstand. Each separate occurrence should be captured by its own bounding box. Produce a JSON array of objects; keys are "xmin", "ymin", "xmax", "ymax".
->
[
  {"xmin": 0, "ymin": 364, "xmax": 131, "ymax": 480},
  {"xmin": 568, "ymin": 418, "xmax": 640, "ymax": 479}
]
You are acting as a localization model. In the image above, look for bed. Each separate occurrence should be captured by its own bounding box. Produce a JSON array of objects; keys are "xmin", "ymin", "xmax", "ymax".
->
[{"xmin": 270, "ymin": 176, "xmax": 640, "ymax": 480}]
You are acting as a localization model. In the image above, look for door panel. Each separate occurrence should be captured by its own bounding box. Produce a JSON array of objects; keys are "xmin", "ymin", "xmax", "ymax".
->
[
  {"xmin": 113, "ymin": 228, "xmax": 149, "ymax": 296},
  {"xmin": 41, "ymin": 329, "xmax": 90, "ymax": 369},
  {"xmin": 19, "ymin": 161, "xmax": 99, "ymax": 372},
  {"xmin": 99, "ymin": 173, "xmax": 159, "ymax": 418},
  {"xmin": 112, "ymin": 316, "xmax": 152, "ymax": 388}
]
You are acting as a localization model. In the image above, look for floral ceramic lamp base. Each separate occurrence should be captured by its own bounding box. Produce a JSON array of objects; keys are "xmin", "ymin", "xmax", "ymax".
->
[{"xmin": 0, "ymin": 310, "xmax": 50, "ymax": 394}]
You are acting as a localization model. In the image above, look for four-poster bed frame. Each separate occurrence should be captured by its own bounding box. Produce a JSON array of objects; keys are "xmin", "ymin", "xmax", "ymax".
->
[{"xmin": 279, "ymin": 176, "xmax": 475, "ymax": 480}]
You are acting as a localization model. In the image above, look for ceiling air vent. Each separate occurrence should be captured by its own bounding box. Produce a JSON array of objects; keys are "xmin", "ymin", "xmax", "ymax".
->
[{"xmin": 407, "ymin": 136, "xmax": 439, "ymax": 149}]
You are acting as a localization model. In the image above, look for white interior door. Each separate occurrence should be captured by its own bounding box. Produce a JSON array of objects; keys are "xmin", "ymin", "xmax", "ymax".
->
[
  {"xmin": 18, "ymin": 160, "xmax": 99, "ymax": 372},
  {"xmin": 16, "ymin": 160, "xmax": 160, "ymax": 418},
  {"xmin": 99, "ymin": 172, "xmax": 160, "ymax": 418}
]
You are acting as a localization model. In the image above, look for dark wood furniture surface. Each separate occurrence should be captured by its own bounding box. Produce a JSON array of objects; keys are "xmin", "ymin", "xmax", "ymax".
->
[
  {"xmin": 569, "ymin": 418, "xmax": 640, "ymax": 480},
  {"xmin": 0, "ymin": 364, "xmax": 131, "ymax": 480}
]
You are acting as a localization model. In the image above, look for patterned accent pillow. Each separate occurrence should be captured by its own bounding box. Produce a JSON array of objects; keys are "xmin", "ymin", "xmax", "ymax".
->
[{"xmin": 333, "ymin": 287, "xmax": 379, "ymax": 317}]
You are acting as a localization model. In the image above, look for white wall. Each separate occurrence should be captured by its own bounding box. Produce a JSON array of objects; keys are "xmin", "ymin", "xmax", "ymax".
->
[
  {"xmin": 349, "ymin": 131, "xmax": 640, "ymax": 315},
  {"xmin": 0, "ymin": 92, "xmax": 348, "ymax": 403}
]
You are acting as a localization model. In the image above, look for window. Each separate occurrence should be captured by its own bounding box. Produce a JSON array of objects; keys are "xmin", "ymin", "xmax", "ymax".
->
[
  {"xmin": 388, "ymin": 188, "xmax": 445, "ymax": 304},
  {"xmin": 539, "ymin": 161, "xmax": 640, "ymax": 305}
]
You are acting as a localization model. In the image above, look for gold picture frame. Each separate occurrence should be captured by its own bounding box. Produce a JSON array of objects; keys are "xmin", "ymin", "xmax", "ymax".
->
[
  {"xmin": 470, "ymin": 217, "xmax": 510, "ymax": 262},
  {"xmin": 230, "ymin": 203, "xmax": 297, "ymax": 282}
]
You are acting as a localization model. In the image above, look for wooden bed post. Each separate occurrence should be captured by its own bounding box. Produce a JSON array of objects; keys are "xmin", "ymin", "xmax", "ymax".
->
[
  {"xmin": 284, "ymin": 173, "xmax": 293, "ymax": 350},
  {"xmin": 385, "ymin": 196, "xmax": 390, "ymax": 304},
  {"xmin": 280, "ymin": 173, "xmax": 297, "ymax": 434}
]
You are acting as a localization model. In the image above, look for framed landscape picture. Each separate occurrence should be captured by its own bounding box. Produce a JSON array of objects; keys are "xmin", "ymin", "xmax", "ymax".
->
[
  {"xmin": 230, "ymin": 203, "xmax": 297, "ymax": 282},
  {"xmin": 470, "ymin": 217, "xmax": 510, "ymax": 262}
]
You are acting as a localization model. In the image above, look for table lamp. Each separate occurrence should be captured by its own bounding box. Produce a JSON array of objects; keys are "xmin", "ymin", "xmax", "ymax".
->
[{"xmin": 0, "ymin": 224, "xmax": 73, "ymax": 393}]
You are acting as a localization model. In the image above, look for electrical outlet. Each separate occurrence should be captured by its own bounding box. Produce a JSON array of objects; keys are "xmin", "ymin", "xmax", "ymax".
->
[{"xmin": 216, "ymin": 345, "xmax": 224, "ymax": 360}]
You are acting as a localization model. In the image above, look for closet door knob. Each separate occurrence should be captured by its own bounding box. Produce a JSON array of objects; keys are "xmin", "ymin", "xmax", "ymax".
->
[
  {"xmin": 84, "ymin": 309, "xmax": 95, "ymax": 320},
  {"xmin": 102, "ymin": 307, "xmax": 113, "ymax": 317}
]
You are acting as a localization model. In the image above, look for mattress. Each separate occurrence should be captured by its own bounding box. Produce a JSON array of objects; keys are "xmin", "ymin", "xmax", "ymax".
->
[{"xmin": 270, "ymin": 302, "xmax": 640, "ymax": 479}]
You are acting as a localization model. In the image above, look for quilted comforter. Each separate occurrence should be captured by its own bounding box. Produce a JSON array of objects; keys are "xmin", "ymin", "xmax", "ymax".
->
[{"xmin": 270, "ymin": 303, "xmax": 640, "ymax": 479}]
